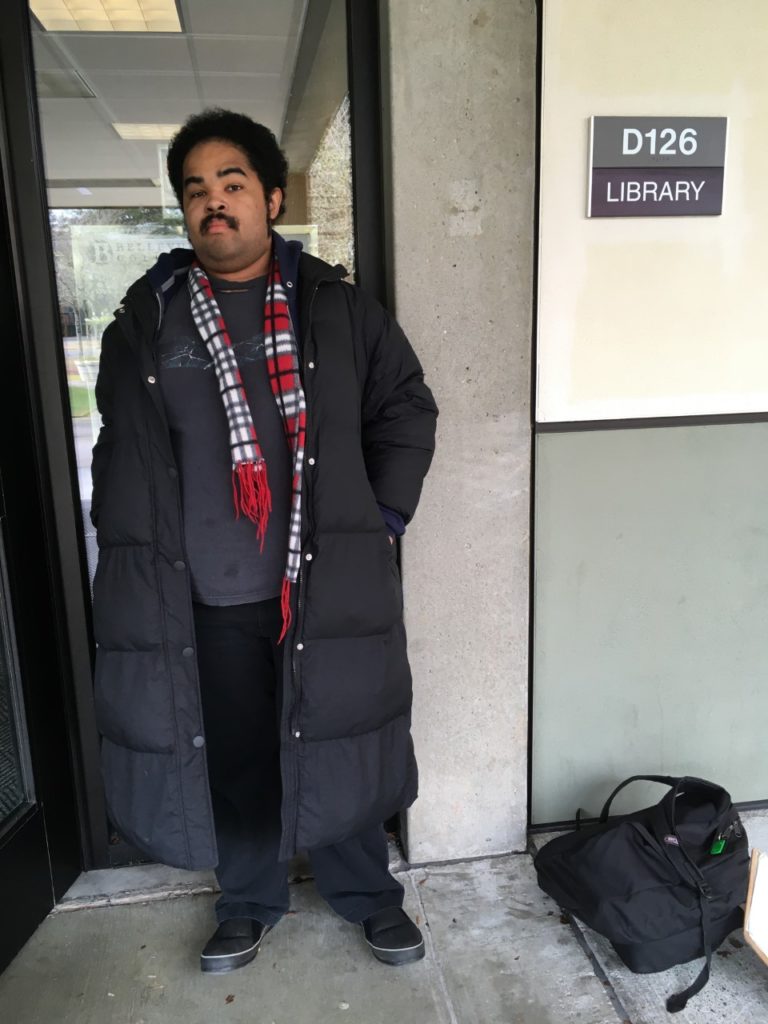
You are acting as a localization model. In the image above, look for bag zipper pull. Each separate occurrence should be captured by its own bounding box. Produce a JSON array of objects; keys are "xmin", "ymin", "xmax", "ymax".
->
[{"xmin": 710, "ymin": 823, "xmax": 735, "ymax": 855}]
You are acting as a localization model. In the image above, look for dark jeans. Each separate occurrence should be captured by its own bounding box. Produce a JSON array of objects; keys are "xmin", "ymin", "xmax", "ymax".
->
[{"xmin": 193, "ymin": 598, "xmax": 404, "ymax": 927}]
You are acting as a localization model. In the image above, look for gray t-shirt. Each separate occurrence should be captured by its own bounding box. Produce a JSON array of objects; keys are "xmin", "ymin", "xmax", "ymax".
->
[{"xmin": 157, "ymin": 273, "xmax": 291, "ymax": 605}]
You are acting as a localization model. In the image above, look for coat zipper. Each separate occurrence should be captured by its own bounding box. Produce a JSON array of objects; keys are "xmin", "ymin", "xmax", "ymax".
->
[
  {"xmin": 289, "ymin": 564, "xmax": 304, "ymax": 736},
  {"xmin": 283, "ymin": 275, "xmax": 325, "ymax": 854}
]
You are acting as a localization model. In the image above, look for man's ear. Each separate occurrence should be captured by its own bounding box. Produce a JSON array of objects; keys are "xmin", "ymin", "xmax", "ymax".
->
[{"xmin": 268, "ymin": 187, "xmax": 283, "ymax": 223}]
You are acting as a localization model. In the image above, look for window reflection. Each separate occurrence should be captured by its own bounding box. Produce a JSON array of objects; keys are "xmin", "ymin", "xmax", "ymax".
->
[{"xmin": 30, "ymin": 0, "xmax": 354, "ymax": 587}]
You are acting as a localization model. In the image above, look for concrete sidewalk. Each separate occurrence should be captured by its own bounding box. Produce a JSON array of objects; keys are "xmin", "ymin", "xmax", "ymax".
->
[{"xmin": 2, "ymin": 838, "xmax": 767, "ymax": 1024}]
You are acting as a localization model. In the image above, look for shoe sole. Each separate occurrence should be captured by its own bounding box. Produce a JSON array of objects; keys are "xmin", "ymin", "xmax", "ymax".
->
[
  {"xmin": 365, "ymin": 938, "xmax": 426, "ymax": 966},
  {"xmin": 200, "ymin": 926, "xmax": 272, "ymax": 974}
]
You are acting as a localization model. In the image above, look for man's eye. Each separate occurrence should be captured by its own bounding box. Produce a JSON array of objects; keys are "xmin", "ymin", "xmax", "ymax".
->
[
  {"xmin": 226, "ymin": 184, "xmax": 242, "ymax": 191},
  {"xmin": 189, "ymin": 190, "xmax": 204, "ymax": 199}
]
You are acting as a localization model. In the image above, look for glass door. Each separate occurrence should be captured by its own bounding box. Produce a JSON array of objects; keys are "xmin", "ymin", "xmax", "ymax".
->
[
  {"xmin": 0, "ymin": 2, "xmax": 84, "ymax": 971},
  {"xmin": 0, "ymin": 352, "xmax": 68, "ymax": 976},
  {"xmin": 0, "ymin": 528, "xmax": 35, "ymax": 835},
  {"xmin": 0, "ymin": 179, "xmax": 58, "ymax": 974},
  {"xmin": 0, "ymin": 167, "xmax": 82, "ymax": 976},
  {"xmin": 0, "ymin": 0, "xmax": 385, "ymax": 898},
  {"xmin": 0, "ymin": 496, "xmax": 53, "ymax": 976},
  {"xmin": 27, "ymin": 0, "xmax": 359, "ymax": 864}
]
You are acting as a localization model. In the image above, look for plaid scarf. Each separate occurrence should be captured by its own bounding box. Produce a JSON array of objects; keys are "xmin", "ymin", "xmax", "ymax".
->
[{"xmin": 187, "ymin": 251, "xmax": 306, "ymax": 641}]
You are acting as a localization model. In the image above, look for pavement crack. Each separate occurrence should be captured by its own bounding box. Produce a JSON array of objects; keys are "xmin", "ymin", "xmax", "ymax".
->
[{"xmin": 408, "ymin": 870, "xmax": 461, "ymax": 1024}]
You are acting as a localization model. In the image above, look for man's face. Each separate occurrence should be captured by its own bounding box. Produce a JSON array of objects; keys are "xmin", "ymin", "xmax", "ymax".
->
[{"xmin": 181, "ymin": 139, "xmax": 282, "ymax": 280}]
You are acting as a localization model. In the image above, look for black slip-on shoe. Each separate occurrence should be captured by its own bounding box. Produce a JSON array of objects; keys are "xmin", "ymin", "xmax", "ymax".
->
[
  {"xmin": 361, "ymin": 907, "xmax": 426, "ymax": 966},
  {"xmin": 200, "ymin": 917, "xmax": 272, "ymax": 974}
]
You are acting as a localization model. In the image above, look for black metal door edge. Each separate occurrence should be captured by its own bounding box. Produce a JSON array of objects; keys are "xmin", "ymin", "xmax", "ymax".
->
[
  {"xmin": 0, "ymin": 812, "xmax": 52, "ymax": 973},
  {"xmin": 0, "ymin": 0, "xmax": 109, "ymax": 874},
  {"xmin": 0, "ymin": 158, "xmax": 59, "ymax": 975}
]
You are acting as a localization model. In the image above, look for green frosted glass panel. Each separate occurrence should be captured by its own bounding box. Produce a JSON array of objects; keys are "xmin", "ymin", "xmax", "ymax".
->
[{"xmin": 532, "ymin": 423, "xmax": 768, "ymax": 825}]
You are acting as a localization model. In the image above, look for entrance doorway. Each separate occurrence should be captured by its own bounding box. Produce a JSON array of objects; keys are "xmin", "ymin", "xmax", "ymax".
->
[{"xmin": 0, "ymin": 2, "xmax": 389, "ymax": 970}]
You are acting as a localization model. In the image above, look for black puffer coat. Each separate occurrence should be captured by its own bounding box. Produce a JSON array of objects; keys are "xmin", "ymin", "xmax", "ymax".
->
[{"xmin": 90, "ymin": 234, "xmax": 437, "ymax": 868}]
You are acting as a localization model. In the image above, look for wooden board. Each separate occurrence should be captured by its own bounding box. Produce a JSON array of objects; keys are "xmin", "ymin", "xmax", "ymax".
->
[{"xmin": 744, "ymin": 848, "xmax": 768, "ymax": 969}]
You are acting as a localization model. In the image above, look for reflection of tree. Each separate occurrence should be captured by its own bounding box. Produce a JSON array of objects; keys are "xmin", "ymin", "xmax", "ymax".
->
[{"xmin": 50, "ymin": 207, "xmax": 185, "ymax": 352}]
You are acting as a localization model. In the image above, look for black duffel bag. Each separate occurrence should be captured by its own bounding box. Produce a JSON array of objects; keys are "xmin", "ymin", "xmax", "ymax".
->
[{"xmin": 534, "ymin": 774, "xmax": 750, "ymax": 1013}]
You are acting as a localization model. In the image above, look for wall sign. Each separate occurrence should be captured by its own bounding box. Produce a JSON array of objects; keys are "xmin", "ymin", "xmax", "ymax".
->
[{"xmin": 588, "ymin": 116, "xmax": 727, "ymax": 217}]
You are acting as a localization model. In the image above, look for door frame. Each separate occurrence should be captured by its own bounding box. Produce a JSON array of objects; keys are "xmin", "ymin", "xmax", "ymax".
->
[
  {"xmin": 1, "ymin": 0, "xmax": 392, "ymax": 872},
  {"xmin": 0, "ymin": 0, "xmax": 109, "ymax": 872},
  {"xmin": 0, "ymin": 9, "xmax": 86, "ymax": 970}
]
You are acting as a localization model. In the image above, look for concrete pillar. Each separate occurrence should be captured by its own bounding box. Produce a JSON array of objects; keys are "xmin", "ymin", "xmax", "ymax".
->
[
  {"xmin": 282, "ymin": 172, "xmax": 308, "ymax": 225},
  {"xmin": 382, "ymin": 0, "xmax": 537, "ymax": 862}
]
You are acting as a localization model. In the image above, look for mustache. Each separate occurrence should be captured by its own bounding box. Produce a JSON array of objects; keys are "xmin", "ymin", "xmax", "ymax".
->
[{"xmin": 200, "ymin": 213, "xmax": 238, "ymax": 233}]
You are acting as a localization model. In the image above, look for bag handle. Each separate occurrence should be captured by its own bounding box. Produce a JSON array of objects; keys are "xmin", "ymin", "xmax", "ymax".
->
[{"xmin": 598, "ymin": 774, "xmax": 681, "ymax": 823}]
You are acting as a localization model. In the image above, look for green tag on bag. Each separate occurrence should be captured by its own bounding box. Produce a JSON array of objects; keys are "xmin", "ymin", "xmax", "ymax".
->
[{"xmin": 710, "ymin": 837, "xmax": 726, "ymax": 855}]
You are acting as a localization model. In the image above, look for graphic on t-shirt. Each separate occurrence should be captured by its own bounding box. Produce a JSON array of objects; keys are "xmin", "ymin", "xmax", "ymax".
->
[
  {"xmin": 155, "ymin": 276, "xmax": 289, "ymax": 606},
  {"xmin": 159, "ymin": 332, "xmax": 266, "ymax": 370}
]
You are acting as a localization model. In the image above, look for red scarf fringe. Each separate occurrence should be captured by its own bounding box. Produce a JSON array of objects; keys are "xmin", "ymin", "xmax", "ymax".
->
[
  {"xmin": 231, "ymin": 465, "xmax": 293, "ymax": 643},
  {"xmin": 279, "ymin": 578, "xmax": 293, "ymax": 643},
  {"xmin": 232, "ymin": 461, "xmax": 272, "ymax": 552}
]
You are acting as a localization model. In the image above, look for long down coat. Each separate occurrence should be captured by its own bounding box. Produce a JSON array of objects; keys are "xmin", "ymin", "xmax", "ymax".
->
[{"xmin": 90, "ymin": 234, "xmax": 438, "ymax": 869}]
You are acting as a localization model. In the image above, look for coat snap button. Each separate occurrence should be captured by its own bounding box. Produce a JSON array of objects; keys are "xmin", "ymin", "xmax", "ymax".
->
[
  {"xmin": 173, "ymin": 560, "xmax": 186, "ymax": 571},
  {"xmin": 308, "ymin": 457, "xmax": 316, "ymax": 466},
  {"xmin": 296, "ymin": 642, "xmax": 304, "ymax": 651},
  {"xmin": 305, "ymin": 553, "xmax": 313, "ymax": 561},
  {"xmin": 147, "ymin": 375, "xmax": 156, "ymax": 384},
  {"xmin": 308, "ymin": 361, "xmax": 315, "ymax": 369},
  {"xmin": 286, "ymin": 281, "xmax": 293, "ymax": 288},
  {"xmin": 192, "ymin": 735, "xmax": 205, "ymax": 748},
  {"xmin": 182, "ymin": 646, "xmax": 194, "ymax": 657},
  {"xmin": 294, "ymin": 730, "xmax": 301, "ymax": 738}
]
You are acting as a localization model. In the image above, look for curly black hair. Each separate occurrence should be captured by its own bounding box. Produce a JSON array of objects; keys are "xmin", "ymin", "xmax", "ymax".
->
[{"xmin": 167, "ymin": 108, "xmax": 288, "ymax": 215}]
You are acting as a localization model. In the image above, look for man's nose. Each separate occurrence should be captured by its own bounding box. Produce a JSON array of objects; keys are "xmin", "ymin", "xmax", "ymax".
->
[{"xmin": 205, "ymin": 191, "xmax": 227, "ymax": 211}]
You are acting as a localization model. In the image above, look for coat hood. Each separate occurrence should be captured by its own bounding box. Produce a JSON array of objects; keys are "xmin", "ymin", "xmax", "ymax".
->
[{"xmin": 120, "ymin": 231, "xmax": 346, "ymax": 338}]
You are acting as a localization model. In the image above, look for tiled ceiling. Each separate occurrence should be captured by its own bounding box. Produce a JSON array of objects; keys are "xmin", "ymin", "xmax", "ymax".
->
[{"xmin": 33, "ymin": 0, "xmax": 310, "ymax": 207}]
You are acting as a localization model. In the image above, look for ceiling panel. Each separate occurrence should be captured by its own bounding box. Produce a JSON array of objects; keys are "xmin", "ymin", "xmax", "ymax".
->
[
  {"xmin": 57, "ymin": 34, "xmax": 194, "ymax": 73},
  {"xmin": 86, "ymin": 72, "xmax": 198, "ymax": 102},
  {"xmin": 32, "ymin": 31, "xmax": 69, "ymax": 70},
  {"xmin": 195, "ymin": 101, "xmax": 282, "ymax": 134},
  {"xmin": 48, "ymin": 186, "xmax": 168, "ymax": 208},
  {"xmin": 199, "ymin": 73, "xmax": 281, "ymax": 105},
  {"xmin": 105, "ymin": 98, "xmax": 204, "ymax": 123},
  {"xmin": 191, "ymin": 36, "xmax": 287, "ymax": 75},
  {"xmin": 39, "ymin": 103, "xmax": 148, "ymax": 177},
  {"xmin": 200, "ymin": 72, "xmax": 282, "ymax": 100},
  {"xmin": 182, "ymin": 0, "xmax": 304, "ymax": 38},
  {"xmin": 31, "ymin": 0, "xmax": 333, "ymax": 204},
  {"xmin": 38, "ymin": 97, "xmax": 115, "ymax": 127}
]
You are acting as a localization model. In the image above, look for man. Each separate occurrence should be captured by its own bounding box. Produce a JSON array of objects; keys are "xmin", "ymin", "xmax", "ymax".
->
[{"xmin": 90, "ymin": 109, "xmax": 437, "ymax": 974}]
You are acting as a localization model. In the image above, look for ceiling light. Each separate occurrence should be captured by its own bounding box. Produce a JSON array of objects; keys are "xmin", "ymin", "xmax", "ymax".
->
[
  {"xmin": 113, "ymin": 122, "xmax": 180, "ymax": 140},
  {"xmin": 30, "ymin": 0, "xmax": 182, "ymax": 33}
]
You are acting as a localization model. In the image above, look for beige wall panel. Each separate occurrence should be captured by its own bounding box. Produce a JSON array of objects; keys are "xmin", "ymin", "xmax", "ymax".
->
[{"xmin": 538, "ymin": 0, "xmax": 768, "ymax": 422}]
